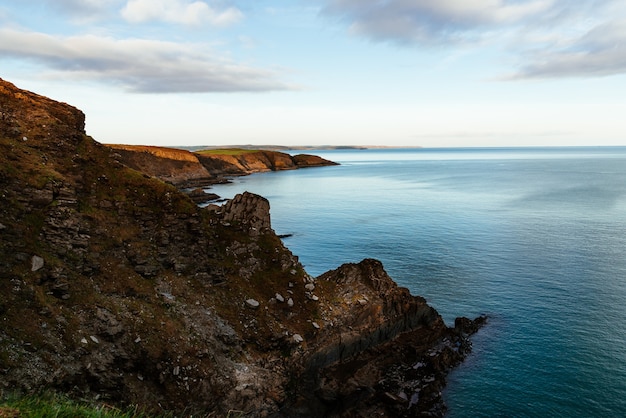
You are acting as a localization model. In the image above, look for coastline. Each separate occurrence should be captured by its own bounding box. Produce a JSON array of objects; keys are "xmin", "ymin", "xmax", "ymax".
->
[{"xmin": 1, "ymin": 77, "xmax": 484, "ymax": 417}]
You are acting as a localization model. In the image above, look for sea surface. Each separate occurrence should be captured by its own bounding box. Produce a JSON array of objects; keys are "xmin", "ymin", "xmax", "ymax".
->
[{"xmin": 208, "ymin": 147, "xmax": 626, "ymax": 417}]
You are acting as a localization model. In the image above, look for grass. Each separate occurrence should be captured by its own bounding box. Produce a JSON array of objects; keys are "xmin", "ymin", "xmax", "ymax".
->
[
  {"xmin": 195, "ymin": 148, "xmax": 260, "ymax": 156},
  {"xmin": 0, "ymin": 394, "xmax": 154, "ymax": 418}
]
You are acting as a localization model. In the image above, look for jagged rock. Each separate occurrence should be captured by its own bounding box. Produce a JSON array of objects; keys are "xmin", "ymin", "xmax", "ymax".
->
[
  {"xmin": 293, "ymin": 334, "xmax": 304, "ymax": 343},
  {"xmin": 221, "ymin": 192, "xmax": 272, "ymax": 235},
  {"xmin": 275, "ymin": 293, "xmax": 285, "ymax": 303},
  {"xmin": 31, "ymin": 255, "xmax": 44, "ymax": 272}
]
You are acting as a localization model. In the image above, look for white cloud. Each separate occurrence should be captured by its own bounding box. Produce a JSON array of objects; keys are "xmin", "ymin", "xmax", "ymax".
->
[
  {"xmin": 22, "ymin": 0, "xmax": 121, "ymax": 21},
  {"xmin": 322, "ymin": 0, "xmax": 626, "ymax": 79},
  {"xmin": 121, "ymin": 0, "xmax": 243, "ymax": 26},
  {"xmin": 510, "ymin": 19, "xmax": 626, "ymax": 79},
  {"xmin": 322, "ymin": 0, "xmax": 554, "ymax": 44},
  {"xmin": 0, "ymin": 28, "xmax": 291, "ymax": 93}
]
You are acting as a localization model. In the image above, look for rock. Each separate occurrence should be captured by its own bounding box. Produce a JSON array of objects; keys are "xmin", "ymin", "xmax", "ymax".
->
[
  {"xmin": 246, "ymin": 299, "xmax": 260, "ymax": 309},
  {"xmin": 221, "ymin": 192, "xmax": 272, "ymax": 235},
  {"xmin": 293, "ymin": 334, "xmax": 304, "ymax": 343},
  {"xmin": 312, "ymin": 322, "xmax": 320, "ymax": 329},
  {"xmin": 89, "ymin": 336, "xmax": 99, "ymax": 344},
  {"xmin": 275, "ymin": 293, "xmax": 285, "ymax": 303},
  {"xmin": 0, "ymin": 223, "xmax": 6, "ymax": 230},
  {"xmin": 305, "ymin": 283, "xmax": 315, "ymax": 291},
  {"xmin": 31, "ymin": 255, "xmax": 44, "ymax": 272},
  {"xmin": 287, "ymin": 298, "xmax": 294, "ymax": 307},
  {"xmin": 187, "ymin": 188, "xmax": 220, "ymax": 204},
  {"xmin": 292, "ymin": 154, "xmax": 339, "ymax": 168}
]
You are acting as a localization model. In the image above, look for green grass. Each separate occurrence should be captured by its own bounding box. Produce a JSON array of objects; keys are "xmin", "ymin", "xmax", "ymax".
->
[
  {"xmin": 0, "ymin": 394, "xmax": 154, "ymax": 418},
  {"xmin": 195, "ymin": 148, "xmax": 260, "ymax": 156}
]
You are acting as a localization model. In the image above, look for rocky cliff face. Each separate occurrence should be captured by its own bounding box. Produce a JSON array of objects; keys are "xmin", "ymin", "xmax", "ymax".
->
[
  {"xmin": 0, "ymin": 79, "xmax": 484, "ymax": 417},
  {"xmin": 106, "ymin": 144, "xmax": 338, "ymax": 191}
]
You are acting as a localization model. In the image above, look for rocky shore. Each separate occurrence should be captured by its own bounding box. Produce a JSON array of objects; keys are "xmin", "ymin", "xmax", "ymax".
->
[{"xmin": 0, "ymin": 78, "xmax": 485, "ymax": 417}]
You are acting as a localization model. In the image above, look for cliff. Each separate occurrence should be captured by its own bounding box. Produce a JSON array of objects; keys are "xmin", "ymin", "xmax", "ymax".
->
[
  {"xmin": 105, "ymin": 145, "xmax": 337, "ymax": 192},
  {"xmin": 0, "ymin": 79, "xmax": 484, "ymax": 417}
]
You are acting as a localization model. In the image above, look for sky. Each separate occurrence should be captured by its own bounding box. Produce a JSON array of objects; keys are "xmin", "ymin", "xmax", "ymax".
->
[{"xmin": 1, "ymin": 0, "xmax": 625, "ymax": 148}]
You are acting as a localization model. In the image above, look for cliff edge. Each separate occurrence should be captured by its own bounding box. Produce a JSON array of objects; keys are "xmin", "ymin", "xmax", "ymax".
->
[{"xmin": 0, "ymin": 79, "xmax": 484, "ymax": 417}]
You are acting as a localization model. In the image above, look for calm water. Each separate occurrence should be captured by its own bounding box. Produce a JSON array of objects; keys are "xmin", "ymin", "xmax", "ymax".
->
[{"xmin": 208, "ymin": 147, "xmax": 626, "ymax": 417}]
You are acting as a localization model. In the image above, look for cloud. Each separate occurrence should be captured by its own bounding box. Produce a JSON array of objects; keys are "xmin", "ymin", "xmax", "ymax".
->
[
  {"xmin": 0, "ymin": 28, "xmax": 292, "ymax": 93},
  {"xmin": 19, "ymin": 0, "xmax": 120, "ymax": 20},
  {"xmin": 510, "ymin": 19, "xmax": 626, "ymax": 78},
  {"xmin": 321, "ymin": 0, "xmax": 554, "ymax": 44},
  {"xmin": 121, "ymin": 0, "xmax": 243, "ymax": 26},
  {"xmin": 321, "ymin": 0, "xmax": 626, "ymax": 79}
]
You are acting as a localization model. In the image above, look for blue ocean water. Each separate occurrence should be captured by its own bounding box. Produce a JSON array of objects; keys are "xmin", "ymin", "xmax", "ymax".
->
[{"xmin": 208, "ymin": 147, "xmax": 626, "ymax": 417}]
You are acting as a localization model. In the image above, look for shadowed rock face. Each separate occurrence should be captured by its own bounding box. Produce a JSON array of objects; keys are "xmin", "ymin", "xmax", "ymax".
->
[
  {"xmin": 0, "ymin": 78, "xmax": 484, "ymax": 417},
  {"xmin": 221, "ymin": 191, "xmax": 272, "ymax": 235}
]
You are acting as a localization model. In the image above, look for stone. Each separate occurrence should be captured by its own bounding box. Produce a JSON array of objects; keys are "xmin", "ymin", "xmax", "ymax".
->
[
  {"xmin": 31, "ymin": 255, "xmax": 44, "ymax": 272},
  {"xmin": 0, "ymin": 223, "xmax": 6, "ymax": 230},
  {"xmin": 275, "ymin": 293, "xmax": 285, "ymax": 303},
  {"xmin": 312, "ymin": 322, "xmax": 320, "ymax": 329},
  {"xmin": 305, "ymin": 283, "xmax": 315, "ymax": 291},
  {"xmin": 89, "ymin": 335, "xmax": 99, "ymax": 344},
  {"xmin": 246, "ymin": 299, "xmax": 260, "ymax": 309},
  {"xmin": 292, "ymin": 334, "xmax": 303, "ymax": 343},
  {"xmin": 287, "ymin": 298, "xmax": 294, "ymax": 307}
]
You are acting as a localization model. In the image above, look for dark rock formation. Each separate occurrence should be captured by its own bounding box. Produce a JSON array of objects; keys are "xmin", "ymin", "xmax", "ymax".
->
[
  {"xmin": 0, "ymin": 78, "xmax": 485, "ymax": 417},
  {"xmin": 221, "ymin": 191, "xmax": 273, "ymax": 235}
]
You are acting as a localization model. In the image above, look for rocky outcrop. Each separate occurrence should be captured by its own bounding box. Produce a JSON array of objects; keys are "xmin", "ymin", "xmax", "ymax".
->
[
  {"xmin": 221, "ymin": 191, "xmax": 273, "ymax": 235},
  {"xmin": 0, "ymin": 78, "xmax": 484, "ymax": 417},
  {"xmin": 282, "ymin": 260, "xmax": 485, "ymax": 417}
]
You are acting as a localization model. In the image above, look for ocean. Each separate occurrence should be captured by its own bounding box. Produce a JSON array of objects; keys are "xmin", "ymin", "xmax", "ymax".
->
[{"xmin": 207, "ymin": 147, "xmax": 626, "ymax": 417}]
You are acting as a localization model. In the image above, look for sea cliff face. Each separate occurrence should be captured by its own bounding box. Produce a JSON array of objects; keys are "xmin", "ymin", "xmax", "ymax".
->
[
  {"xmin": 0, "ymin": 79, "xmax": 483, "ymax": 417},
  {"xmin": 105, "ymin": 144, "xmax": 337, "ymax": 191}
]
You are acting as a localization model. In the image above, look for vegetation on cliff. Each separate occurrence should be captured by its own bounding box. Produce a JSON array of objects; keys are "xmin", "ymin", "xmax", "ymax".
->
[{"xmin": 0, "ymin": 78, "xmax": 483, "ymax": 417}]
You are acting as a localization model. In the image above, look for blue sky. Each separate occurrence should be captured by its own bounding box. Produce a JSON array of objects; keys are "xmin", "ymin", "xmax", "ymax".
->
[{"xmin": 1, "ymin": 0, "xmax": 625, "ymax": 147}]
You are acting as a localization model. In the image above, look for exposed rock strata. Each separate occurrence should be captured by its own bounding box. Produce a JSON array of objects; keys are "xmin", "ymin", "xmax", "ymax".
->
[
  {"xmin": 0, "ymin": 78, "xmax": 484, "ymax": 417},
  {"xmin": 106, "ymin": 144, "xmax": 338, "ymax": 203}
]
